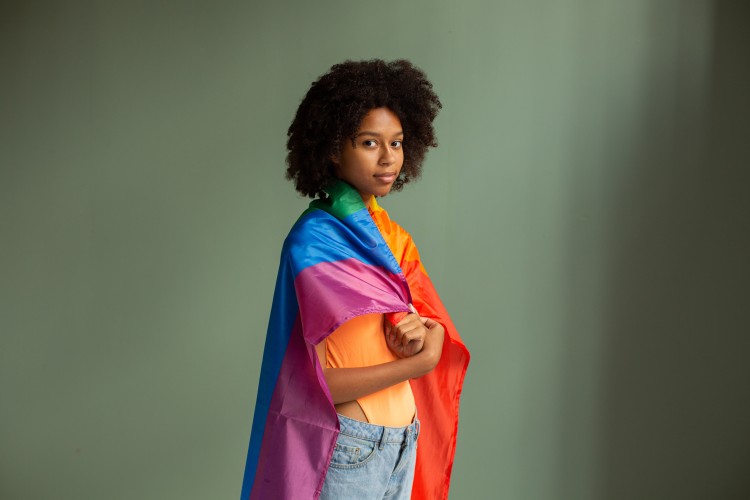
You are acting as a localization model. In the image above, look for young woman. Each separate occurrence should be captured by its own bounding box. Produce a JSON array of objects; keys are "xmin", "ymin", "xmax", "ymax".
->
[{"xmin": 241, "ymin": 59, "xmax": 470, "ymax": 500}]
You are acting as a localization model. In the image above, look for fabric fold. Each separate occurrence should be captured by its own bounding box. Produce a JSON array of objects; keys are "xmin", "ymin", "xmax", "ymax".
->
[{"xmin": 241, "ymin": 181, "xmax": 470, "ymax": 500}]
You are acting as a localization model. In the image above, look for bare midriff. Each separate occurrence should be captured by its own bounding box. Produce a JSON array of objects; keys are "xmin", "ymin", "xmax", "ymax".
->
[{"xmin": 325, "ymin": 312, "xmax": 416, "ymax": 427}]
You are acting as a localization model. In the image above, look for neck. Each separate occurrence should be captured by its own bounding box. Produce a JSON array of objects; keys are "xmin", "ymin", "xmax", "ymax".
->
[{"xmin": 360, "ymin": 193, "xmax": 374, "ymax": 208}]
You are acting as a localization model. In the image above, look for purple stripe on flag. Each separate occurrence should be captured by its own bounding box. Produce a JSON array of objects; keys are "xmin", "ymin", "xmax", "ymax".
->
[
  {"xmin": 250, "ymin": 317, "xmax": 338, "ymax": 500},
  {"xmin": 294, "ymin": 258, "xmax": 410, "ymax": 345}
]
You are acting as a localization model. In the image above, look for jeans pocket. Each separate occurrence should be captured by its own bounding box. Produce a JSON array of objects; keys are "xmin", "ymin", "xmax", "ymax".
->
[{"xmin": 328, "ymin": 433, "xmax": 377, "ymax": 469}]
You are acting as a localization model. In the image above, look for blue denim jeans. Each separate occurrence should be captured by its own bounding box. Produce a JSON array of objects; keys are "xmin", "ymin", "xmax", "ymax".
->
[{"xmin": 320, "ymin": 412, "xmax": 420, "ymax": 500}]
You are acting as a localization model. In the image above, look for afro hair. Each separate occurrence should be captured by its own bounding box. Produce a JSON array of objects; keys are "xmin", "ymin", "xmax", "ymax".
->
[{"xmin": 285, "ymin": 59, "xmax": 442, "ymax": 198}]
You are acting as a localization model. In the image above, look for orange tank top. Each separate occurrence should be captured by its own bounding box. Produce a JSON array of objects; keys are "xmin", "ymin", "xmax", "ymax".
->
[{"xmin": 325, "ymin": 312, "xmax": 416, "ymax": 427}]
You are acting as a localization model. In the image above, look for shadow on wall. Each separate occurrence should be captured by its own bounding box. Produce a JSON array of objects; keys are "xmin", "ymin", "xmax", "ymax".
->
[{"xmin": 593, "ymin": 2, "xmax": 749, "ymax": 499}]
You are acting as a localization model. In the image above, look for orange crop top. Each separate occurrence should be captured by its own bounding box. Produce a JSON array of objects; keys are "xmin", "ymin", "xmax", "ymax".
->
[{"xmin": 324, "ymin": 312, "xmax": 416, "ymax": 427}]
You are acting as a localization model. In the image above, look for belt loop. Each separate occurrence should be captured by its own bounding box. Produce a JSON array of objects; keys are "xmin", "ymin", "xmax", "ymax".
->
[{"xmin": 378, "ymin": 425, "xmax": 386, "ymax": 450}]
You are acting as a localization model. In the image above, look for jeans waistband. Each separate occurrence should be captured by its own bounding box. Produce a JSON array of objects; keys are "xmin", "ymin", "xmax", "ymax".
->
[{"xmin": 336, "ymin": 411, "xmax": 419, "ymax": 445}]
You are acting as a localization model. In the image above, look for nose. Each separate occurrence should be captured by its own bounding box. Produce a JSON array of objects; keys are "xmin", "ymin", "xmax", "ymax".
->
[{"xmin": 379, "ymin": 144, "xmax": 396, "ymax": 166}]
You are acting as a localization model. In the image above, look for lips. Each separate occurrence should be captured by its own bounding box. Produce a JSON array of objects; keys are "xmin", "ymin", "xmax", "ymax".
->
[{"xmin": 374, "ymin": 172, "xmax": 397, "ymax": 183}]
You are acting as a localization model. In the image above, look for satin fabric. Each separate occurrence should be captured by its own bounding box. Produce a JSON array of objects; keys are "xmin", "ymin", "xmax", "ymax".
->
[{"xmin": 241, "ymin": 181, "xmax": 470, "ymax": 499}]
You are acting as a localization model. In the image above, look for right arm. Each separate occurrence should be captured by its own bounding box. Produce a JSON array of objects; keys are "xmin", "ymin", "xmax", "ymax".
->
[{"xmin": 315, "ymin": 316, "xmax": 444, "ymax": 405}]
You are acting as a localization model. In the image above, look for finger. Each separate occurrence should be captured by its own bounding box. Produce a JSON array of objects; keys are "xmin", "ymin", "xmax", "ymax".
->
[
  {"xmin": 389, "ymin": 328, "xmax": 401, "ymax": 344},
  {"xmin": 420, "ymin": 315, "xmax": 434, "ymax": 326},
  {"xmin": 394, "ymin": 319, "xmax": 421, "ymax": 340},
  {"xmin": 423, "ymin": 317, "xmax": 443, "ymax": 330},
  {"xmin": 392, "ymin": 320, "xmax": 418, "ymax": 345},
  {"xmin": 408, "ymin": 303, "xmax": 419, "ymax": 316},
  {"xmin": 400, "ymin": 329, "xmax": 426, "ymax": 346},
  {"xmin": 395, "ymin": 312, "xmax": 420, "ymax": 327},
  {"xmin": 384, "ymin": 320, "xmax": 391, "ymax": 336}
]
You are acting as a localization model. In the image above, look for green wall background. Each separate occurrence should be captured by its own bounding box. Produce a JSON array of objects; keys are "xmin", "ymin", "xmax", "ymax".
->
[{"xmin": 2, "ymin": 1, "xmax": 748, "ymax": 499}]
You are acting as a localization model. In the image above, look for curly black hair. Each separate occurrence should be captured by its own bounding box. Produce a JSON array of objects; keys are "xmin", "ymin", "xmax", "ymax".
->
[{"xmin": 285, "ymin": 59, "xmax": 442, "ymax": 198}]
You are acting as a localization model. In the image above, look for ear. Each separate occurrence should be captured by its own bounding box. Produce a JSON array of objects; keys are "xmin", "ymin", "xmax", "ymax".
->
[{"xmin": 330, "ymin": 153, "xmax": 340, "ymax": 165}]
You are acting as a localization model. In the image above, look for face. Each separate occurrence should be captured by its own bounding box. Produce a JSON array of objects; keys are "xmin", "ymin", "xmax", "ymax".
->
[{"xmin": 332, "ymin": 107, "xmax": 404, "ymax": 206}]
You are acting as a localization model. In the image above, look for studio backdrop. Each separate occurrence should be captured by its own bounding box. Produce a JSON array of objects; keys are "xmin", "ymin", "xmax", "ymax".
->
[{"xmin": 2, "ymin": 1, "xmax": 748, "ymax": 499}]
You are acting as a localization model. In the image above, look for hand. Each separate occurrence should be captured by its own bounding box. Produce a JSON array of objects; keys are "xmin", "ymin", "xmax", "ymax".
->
[
  {"xmin": 418, "ymin": 316, "xmax": 445, "ymax": 371},
  {"xmin": 385, "ymin": 305, "xmax": 427, "ymax": 358}
]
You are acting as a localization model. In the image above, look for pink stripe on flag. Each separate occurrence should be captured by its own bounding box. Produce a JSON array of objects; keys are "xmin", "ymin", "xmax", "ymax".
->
[
  {"xmin": 250, "ymin": 317, "xmax": 338, "ymax": 499},
  {"xmin": 294, "ymin": 258, "xmax": 410, "ymax": 345}
]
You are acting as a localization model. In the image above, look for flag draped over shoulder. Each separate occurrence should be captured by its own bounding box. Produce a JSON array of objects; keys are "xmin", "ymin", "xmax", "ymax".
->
[{"xmin": 241, "ymin": 181, "xmax": 470, "ymax": 500}]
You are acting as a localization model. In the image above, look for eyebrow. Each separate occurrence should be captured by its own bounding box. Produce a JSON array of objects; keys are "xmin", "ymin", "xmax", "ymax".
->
[{"xmin": 355, "ymin": 130, "xmax": 404, "ymax": 137}]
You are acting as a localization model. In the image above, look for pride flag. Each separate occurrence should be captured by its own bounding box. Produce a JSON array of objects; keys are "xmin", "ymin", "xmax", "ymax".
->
[{"xmin": 241, "ymin": 181, "xmax": 470, "ymax": 499}]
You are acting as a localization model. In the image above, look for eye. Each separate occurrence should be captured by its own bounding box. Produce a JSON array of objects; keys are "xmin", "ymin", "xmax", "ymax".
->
[
  {"xmin": 391, "ymin": 140, "xmax": 403, "ymax": 148},
  {"xmin": 362, "ymin": 139, "xmax": 378, "ymax": 147}
]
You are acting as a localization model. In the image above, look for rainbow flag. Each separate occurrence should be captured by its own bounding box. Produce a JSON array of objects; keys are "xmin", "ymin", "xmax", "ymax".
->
[{"xmin": 241, "ymin": 181, "xmax": 470, "ymax": 499}]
